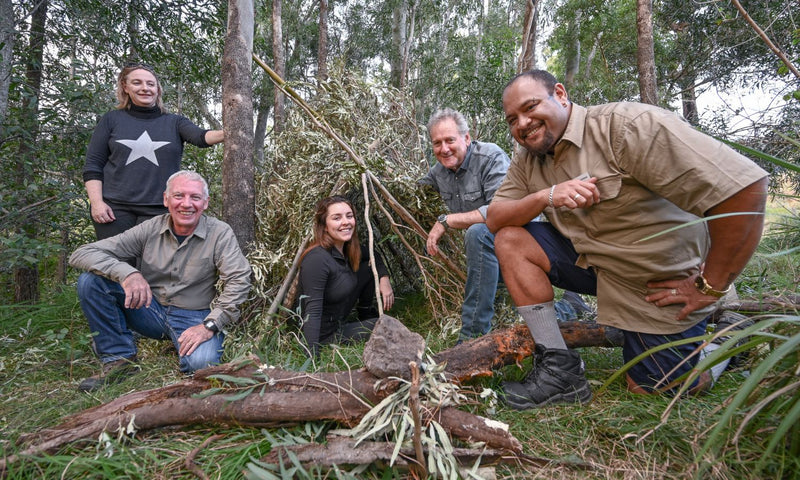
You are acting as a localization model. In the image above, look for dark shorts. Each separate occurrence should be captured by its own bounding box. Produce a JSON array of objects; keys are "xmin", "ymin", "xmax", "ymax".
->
[
  {"xmin": 622, "ymin": 320, "xmax": 708, "ymax": 393},
  {"xmin": 521, "ymin": 221, "xmax": 706, "ymax": 393},
  {"xmin": 522, "ymin": 222, "xmax": 597, "ymax": 295}
]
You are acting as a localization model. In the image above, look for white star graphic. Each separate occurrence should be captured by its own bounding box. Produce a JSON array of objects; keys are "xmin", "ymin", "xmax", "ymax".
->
[{"xmin": 117, "ymin": 131, "xmax": 171, "ymax": 166}]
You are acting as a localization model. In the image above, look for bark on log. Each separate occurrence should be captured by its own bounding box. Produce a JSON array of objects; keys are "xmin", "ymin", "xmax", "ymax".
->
[
  {"xmin": 0, "ymin": 320, "xmax": 651, "ymax": 473},
  {"xmin": 260, "ymin": 435, "xmax": 554, "ymax": 471}
]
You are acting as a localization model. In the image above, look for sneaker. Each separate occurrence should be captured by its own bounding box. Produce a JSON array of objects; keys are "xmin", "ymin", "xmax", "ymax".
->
[
  {"xmin": 78, "ymin": 356, "xmax": 140, "ymax": 392},
  {"xmin": 501, "ymin": 344, "xmax": 592, "ymax": 410},
  {"xmin": 711, "ymin": 311, "xmax": 754, "ymax": 367},
  {"xmin": 562, "ymin": 291, "xmax": 594, "ymax": 316}
]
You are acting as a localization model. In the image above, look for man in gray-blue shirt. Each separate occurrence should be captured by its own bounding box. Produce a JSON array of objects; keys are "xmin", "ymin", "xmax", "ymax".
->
[
  {"xmin": 420, "ymin": 109, "xmax": 591, "ymax": 342},
  {"xmin": 419, "ymin": 109, "xmax": 511, "ymax": 341}
]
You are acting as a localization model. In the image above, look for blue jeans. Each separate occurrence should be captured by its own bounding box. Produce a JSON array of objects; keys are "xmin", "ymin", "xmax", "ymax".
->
[
  {"xmin": 460, "ymin": 224, "xmax": 501, "ymax": 340},
  {"xmin": 77, "ymin": 272, "xmax": 224, "ymax": 373}
]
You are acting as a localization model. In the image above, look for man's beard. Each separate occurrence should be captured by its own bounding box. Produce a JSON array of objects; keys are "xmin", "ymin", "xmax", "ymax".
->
[{"xmin": 524, "ymin": 130, "xmax": 556, "ymax": 158}]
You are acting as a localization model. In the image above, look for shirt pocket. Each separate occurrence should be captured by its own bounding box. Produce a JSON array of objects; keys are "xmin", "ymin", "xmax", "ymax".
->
[
  {"xmin": 462, "ymin": 190, "xmax": 484, "ymax": 203},
  {"xmin": 594, "ymin": 174, "xmax": 622, "ymax": 202}
]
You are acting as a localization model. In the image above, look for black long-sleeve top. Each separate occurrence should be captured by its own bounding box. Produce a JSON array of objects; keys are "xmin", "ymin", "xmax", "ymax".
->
[
  {"xmin": 83, "ymin": 104, "xmax": 211, "ymax": 206},
  {"xmin": 298, "ymin": 244, "xmax": 388, "ymax": 353}
]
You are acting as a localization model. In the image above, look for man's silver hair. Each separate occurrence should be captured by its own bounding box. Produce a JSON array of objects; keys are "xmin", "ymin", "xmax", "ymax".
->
[
  {"xmin": 166, "ymin": 170, "xmax": 209, "ymax": 198},
  {"xmin": 426, "ymin": 108, "xmax": 469, "ymax": 137}
]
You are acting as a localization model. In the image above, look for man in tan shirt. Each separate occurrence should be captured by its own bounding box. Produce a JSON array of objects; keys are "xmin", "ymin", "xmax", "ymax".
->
[
  {"xmin": 487, "ymin": 70, "xmax": 768, "ymax": 409},
  {"xmin": 70, "ymin": 170, "xmax": 251, "ymax": 391}
]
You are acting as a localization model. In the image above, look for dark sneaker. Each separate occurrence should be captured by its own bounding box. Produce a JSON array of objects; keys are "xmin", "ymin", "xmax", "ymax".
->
[
  {"xmin": 78, "ymin": 356, "xmax": 140, "ymax": 392},
  {"xmin": 501, "ymin": 344, "xmax": 592, "ymax": 410},
  {"xmin": 711, "ymin": 311, "xmax": 754, "ymax": 367},
  {"xmin": 562, "ymin": 291, "xmax": 594, "ymax": 316}
]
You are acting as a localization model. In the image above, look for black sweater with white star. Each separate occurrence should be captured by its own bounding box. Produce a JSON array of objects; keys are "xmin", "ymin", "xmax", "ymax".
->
[{"xmin": 83, "ymin": 104, "xmax": 211, "ymax": 206}]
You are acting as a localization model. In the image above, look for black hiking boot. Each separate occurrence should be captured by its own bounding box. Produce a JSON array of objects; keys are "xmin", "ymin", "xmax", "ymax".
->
[
  {"xmin": 501, "ymin": 345, "xmax": 592, "ymax": 410},
  {"xmin": 78, "ymin": 356, "xmax": 140, "ymax": 392}
]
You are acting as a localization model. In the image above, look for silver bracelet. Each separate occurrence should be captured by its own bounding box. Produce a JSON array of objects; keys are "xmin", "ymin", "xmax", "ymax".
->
[{"xmin": 548, "ymin": 185, "xmax": 556, "ymax": 208}]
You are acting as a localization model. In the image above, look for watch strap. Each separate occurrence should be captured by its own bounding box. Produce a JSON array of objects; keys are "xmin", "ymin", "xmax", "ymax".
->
[{"xmin": 694, "ymin": 274, "xmax": 731, "ymax": 298}]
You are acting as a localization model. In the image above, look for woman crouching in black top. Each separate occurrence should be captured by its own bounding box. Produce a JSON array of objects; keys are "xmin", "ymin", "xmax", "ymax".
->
[{"xmin": 297, "ymin": 196, "xmax": 394, "ymax": 356}]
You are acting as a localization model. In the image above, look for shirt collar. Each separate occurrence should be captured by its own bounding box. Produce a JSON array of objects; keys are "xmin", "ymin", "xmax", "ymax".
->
[
  {"xmin": 552, "ymin": 103, "xmax": 586, "ymax": 166},
  {"xmin": 159, "ymin": 214, "xmax": 209, "ymax": 240},
  {"xmin": 458, "ymin": 141, "xmax": 476, "ymax": 173}
]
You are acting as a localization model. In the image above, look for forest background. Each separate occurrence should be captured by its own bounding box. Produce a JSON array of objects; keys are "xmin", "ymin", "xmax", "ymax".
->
[{"xmin": 1, "ymin": 0, "xmax": 799, "ymax": 478}]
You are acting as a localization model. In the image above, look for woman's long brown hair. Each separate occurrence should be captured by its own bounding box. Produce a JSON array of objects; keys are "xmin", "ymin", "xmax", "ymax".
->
[{"xmin": 300, "ymin": 196, "xmax": 361, "ymax": 270}]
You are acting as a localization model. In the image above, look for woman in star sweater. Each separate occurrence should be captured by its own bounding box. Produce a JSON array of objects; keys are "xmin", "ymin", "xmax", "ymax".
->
[
  {"xmin": 83, "ymin": 62, "xmax": 224, "ymax": 240},
  {"xmin": 297, "ymin": 196, "xmax": 395, "ymax": 357}
]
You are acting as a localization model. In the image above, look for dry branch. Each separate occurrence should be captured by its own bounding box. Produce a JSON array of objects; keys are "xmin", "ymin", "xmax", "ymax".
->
[{"xmin": 2, "ymin": 319, "xmax": 622, "ymax": 473}]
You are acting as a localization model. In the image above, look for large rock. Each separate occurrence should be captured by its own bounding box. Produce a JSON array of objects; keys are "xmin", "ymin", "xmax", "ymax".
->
[{"xmin": 363, "ymin": 315, "xmax": 425, "ymax": 380}]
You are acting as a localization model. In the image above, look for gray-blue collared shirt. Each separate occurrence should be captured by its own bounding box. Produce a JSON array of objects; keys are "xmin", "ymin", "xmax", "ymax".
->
[{"xmin": 419, "ymin": 141, "xmax": 510, "ymax": 218}]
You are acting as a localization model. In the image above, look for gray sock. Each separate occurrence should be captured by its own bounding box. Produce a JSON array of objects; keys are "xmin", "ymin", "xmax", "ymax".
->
[{"xmin": 518, "ymin": 302, "xmax": 568, "ymax": 350}]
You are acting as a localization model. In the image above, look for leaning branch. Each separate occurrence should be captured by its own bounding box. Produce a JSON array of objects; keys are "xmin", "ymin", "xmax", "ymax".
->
[{"xmin": 730, "ymin": 0, "xmax": 800, "ymax": 80}]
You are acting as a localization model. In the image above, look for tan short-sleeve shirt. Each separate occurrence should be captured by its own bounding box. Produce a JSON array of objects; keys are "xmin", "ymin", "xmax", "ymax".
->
[{"xmin": 494, "ymin": 102, "xmax": 767, "ymax": 334}]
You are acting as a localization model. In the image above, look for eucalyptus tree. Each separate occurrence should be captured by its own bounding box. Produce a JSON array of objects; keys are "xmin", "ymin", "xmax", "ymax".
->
[
  {"xmin": 1, "ymin": 0, "xmax": 229, "ymax": 301},
  {"xmin": 222, "ymin": 0, "xmax": 255, "ymax": 252},
  {"xmin": 547, "ymin": 0, "xmax": 644, "ymax": 105},
  {"xmin": 0, "ymin": 0, "xmax": 16, "ymax": 125}
]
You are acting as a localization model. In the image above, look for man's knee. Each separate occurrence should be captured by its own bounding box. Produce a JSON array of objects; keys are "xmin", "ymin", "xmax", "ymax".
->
[
  {"xmin": 180, "ymin": 341, "xmax": 223, "ymax": 373},
  {"xmin": 77, "ymin": 272, "xmax": 106, "ymax": 299},
  {"xmin": 494, "ymin": 226, "xmax": 529, "ymax": 258},
  {"xmin": 464, "ymin": 223, "xmax": 493, "ymax": 247}
]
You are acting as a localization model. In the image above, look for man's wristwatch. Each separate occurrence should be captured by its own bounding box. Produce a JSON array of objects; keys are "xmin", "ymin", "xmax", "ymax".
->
[
  {"xmin": 694, "ymin": 274, "xmax": 731, "ymax": 298},
  {"xmin": 204, "ymin": 319, "xmax": 219, "ymax": 333},
  {"xmin": 437, "ymin": 214, "xmax": 450, "ymax": 229}
]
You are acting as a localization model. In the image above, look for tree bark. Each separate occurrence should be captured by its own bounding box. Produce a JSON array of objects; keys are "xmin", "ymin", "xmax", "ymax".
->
[
  {"xmin": 390, "ymin": 0, "xmax": 408, "ymax": 88},
  {"xmin": 317, "ymin": 0, "xmax": 328, "ymax": 82},
  {"xmin": 636, "ymin": 0, "xmax": 658, "ymax": 105},
  {"xmin": 680, "ymin": 78, "xmax": 699, "ymax": 125},
  {"xmin": 14, "ymin": 0, "xmax": 48, "ymax": 303},
  {"xmin": 221, "ymin": 0, "xmax": 256, "ymax": 253},
  {"xmin": 564, "ymin": 10, "xmax": 581, "ymax": 88},
  {"xmin": 0, "ymin": 0, "xmax": 15, "ymax": 125},
  {"xmin": 272, "ymin": 0, "xmax": 286, "ymax": 134},
  {"xmin": 4, "ymin": 320, "xmax": 619, "ymax": 470},
  {"xmin": 518, "ymin": 0, "xmax": 539, "ymax": 72}
]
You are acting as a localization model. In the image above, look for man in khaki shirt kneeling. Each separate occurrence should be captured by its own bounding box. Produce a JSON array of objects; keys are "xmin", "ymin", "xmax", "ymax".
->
[
  {"xmin": 488, "ymin": 70, "xmax": 768, "ymax": 409},
  {"xmin": 70, "ymin": 170, "xmax": 252, "ymax": 392}
]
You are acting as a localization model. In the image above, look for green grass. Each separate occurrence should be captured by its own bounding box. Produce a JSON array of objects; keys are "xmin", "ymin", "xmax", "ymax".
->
[{"xmin": 2, "ymin": 209, "xmax": 799, "ymax": 478}]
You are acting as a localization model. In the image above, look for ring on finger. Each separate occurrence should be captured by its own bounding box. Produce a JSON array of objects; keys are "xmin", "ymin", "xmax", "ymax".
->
[
  {"xmin": 670, "ymin": 288, "xmax": 677, "ymax": 295},
  {"xmin": 574, "ymin": 193, "xmax": 583, "ymax": 201}
]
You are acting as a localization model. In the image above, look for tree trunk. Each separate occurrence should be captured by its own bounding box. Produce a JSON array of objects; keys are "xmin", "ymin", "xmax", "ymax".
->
[
  {"xmin": 253, "ymin": 100, "xmax": 270, "ymax": 167},
  {"xmin": 390, "ymin": 0, "xmax": 408, "ymax": 88},
  {"xmin": 0, "ymin": 0, "xmax": 15, "ymax": 125},
  {"xmin": 680, "ymin": 78, "xmax": 699, "ymax": 125},
  {"xmin": 564, "ymin": 10, "xmax": 581, "ymax": 88},
  {"xmin": 14, "ymin": 0, "xmax": 48, "ymax": 303},
  {"xmin": 317, "ymin": 0, "xmax": 328, "ymax": 82},
  {"xmin": 272, "ymin": 0, "xmax": 286, "ymax": 134},
  {"xmin": 221, "ymin": 0, "xmax": 256, "ymax": 252},
  {"xmin": 636, "ymin": 0, "xmax": 658, "ymax": 105},
  {"xmin": 518, "ymin": 0, "xmax": 539, "ymax": 72}
]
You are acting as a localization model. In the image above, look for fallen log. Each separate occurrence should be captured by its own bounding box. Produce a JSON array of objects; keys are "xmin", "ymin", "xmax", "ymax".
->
[
  {"xmin": 257, "ymin": 435, "xmax": 560, "ymax": 473},
  {"xmin": 0, "ymin": 318, "xmax": 623, "ymax": 474}
]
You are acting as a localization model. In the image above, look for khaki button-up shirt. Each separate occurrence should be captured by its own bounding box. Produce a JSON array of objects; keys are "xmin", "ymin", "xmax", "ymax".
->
[
  {"xmin": 69, "ymin": 214, "xmax": 252, "ymax": 329},
  {"xmin": 494, "ymin": 102, "xmax": 767, "ymax": 334}
]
